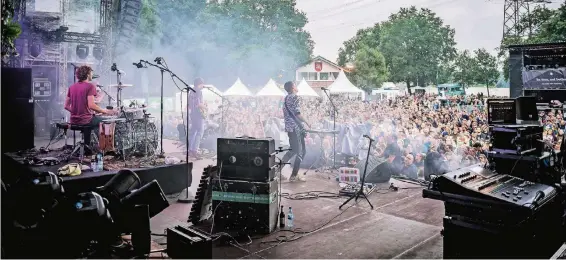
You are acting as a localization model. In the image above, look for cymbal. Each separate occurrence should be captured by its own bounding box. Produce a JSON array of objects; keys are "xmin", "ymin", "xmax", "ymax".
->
[{"xmin": 108, "ymin": 84, "xmax": 133, "ymax": 88}]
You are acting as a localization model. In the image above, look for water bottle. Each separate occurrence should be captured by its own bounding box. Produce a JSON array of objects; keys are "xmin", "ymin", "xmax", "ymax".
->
[
  {"xmin": 91, "ymin": 155, "xmax": 97, "ymax": 172},
  {"xmin": 96, "ymin": 152, "xmax": 103, "ymax": 171},
  {"xmin": 287, "ymin": 207, "xmax": 294, "ymax": 228}
]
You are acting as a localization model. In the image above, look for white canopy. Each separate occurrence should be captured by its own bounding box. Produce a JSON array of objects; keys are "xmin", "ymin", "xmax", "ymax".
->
[
  {"xmin": 256, "ymin": 79, "xmax": 285, "ymax": 97},
  {"xmin": 327, "ymin": 70, "xmax": 364, "ymax": 95},
  {"xmin": 223, "ymin": 78, "xmax": 253, "ymax": 96},
  {"xmin": 296, "ymin": 78, "xmax": 319, "ymax": 97}
]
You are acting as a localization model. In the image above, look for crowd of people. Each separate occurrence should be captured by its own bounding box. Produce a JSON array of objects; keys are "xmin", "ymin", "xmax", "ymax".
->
[{"xmin": 161, "ymin": 91, "xmax": 564, "ymax": 180}]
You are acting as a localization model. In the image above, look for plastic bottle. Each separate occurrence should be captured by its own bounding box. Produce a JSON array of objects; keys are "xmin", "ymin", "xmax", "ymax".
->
[
  {"xmin": 287, "ymin": 207, "xmax": 294, "ymax": 228},
  {"xmin": 279, "ymin": 205, "xmax": 286, "ymax": 228},
  {"xmin": 91, "ymin": 155, "xmax": 97, "ymax": 172},
  {"xmin": 97, "ymin": 152, "xmax": 103, "ymax": 172}
]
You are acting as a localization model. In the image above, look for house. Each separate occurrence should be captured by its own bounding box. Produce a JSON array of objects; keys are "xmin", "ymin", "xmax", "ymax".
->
[{"xmin": 295, "ymin": 56, "xmax": 348, "ymax": 90}]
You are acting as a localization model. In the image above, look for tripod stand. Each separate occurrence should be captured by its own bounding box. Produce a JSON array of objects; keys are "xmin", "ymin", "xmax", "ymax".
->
[
  {"xmin": 322, "ymin": 88, "xmax": 339, "ymax": 171},
  {"xmin": 339, "ymin": 135, "xmax": 374, "ymax": 210}
]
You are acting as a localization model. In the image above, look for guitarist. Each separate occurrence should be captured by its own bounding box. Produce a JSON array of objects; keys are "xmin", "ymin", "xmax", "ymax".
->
[
  {"xmin": 187, "ymin": 77, "xmax": 206, "ymax": 159},
  {"xmin": 281, "ymin": 81, "xmax": 311, "ymax": 181}
]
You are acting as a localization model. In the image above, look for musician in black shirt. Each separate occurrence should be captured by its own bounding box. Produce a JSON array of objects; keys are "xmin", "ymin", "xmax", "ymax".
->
[{"xmin": 281, "ymin": 81, "xmax": 310, "ymax": 181}]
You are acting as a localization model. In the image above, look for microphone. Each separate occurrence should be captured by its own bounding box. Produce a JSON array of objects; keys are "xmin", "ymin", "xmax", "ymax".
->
[
  {"xmin": 92, "ymin": 74, "xmax": 100, "ymax": 79},
  {"xmin": 133, "ymin": 61, "xmax": 144, "ymax": 68},
  {"xmin": 154, "ymin": 57, "xmax": 163, "ymax": 64},
  {"xmin": 363, "ymin": 134, "xmax": 374, "ymax": 142},
  {"xmin": 96, "ymin": 84, "xmax": 104, "ymax": 88},
  {"xmin": 321, "ymin": 87, "xmax": 328, "ymax": 91}
]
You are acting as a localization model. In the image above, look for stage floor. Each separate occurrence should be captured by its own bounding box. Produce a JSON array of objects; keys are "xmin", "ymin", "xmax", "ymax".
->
[
  {"xmin": 151, "ymin": 161, "xmax": 445, "ymax": 259},
  {"xmin": 35, "ymin": 137, "xmax": 445, "ymax": 259}
]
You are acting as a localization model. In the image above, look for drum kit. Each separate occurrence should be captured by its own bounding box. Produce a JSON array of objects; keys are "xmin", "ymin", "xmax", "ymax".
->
[{"xmin": 95, "ymin": 83, "xmax": 159, "ymax": 158}]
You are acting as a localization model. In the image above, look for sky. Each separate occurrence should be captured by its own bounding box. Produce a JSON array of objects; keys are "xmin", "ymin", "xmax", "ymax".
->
[{"xmin": 296, "ymin": 0, "xmax": 563, "ymax": 62}]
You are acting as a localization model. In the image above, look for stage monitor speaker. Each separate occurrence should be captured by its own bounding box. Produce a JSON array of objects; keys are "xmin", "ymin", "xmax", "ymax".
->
[
  {"xmin": 1, "ymin": 68, "xmax": 34, "ymax": 152},
  {"xmin": 509, "ymin": 50, "xmax": 524, "ymax": 98},
  {"xmin": 355, "ymin": 156, "xmax": 391, "ymax": 183},
  {"xmin": 516, "ymin": 96, "xmax": 538, "ymax": 122}
]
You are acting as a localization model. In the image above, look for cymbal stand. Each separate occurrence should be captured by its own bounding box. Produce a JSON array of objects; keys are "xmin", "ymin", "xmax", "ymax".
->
[
  {"xmin": 322, "ymin": 88, "xmax": 339, "ymax": 171},
  {"xmin": 339, "ymin": 135, "xmax": 374, "ymax": 210},
  {"xmin": 275, "ymin": 147, "xmax": 291, "ymax": 210},
  {"xmin": 113, "ymin": 64, "xmax": 124, "ymax": 108}
]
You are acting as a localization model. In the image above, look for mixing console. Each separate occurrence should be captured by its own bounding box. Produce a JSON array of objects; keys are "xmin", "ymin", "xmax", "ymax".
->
[{"xmin": 433, "ymin": 164, "xmax": 557, "ymax": 208}]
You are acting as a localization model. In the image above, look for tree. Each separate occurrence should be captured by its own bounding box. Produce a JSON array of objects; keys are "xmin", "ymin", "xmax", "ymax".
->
[
  {"xmin": 337, "ymin": 24, "xmax": 381, "ymax": 67},
  {"xmin": 350, "ymin": 46, "xmax": 388, "ymax": 92},
  {"xmin": 1, "ymin": 0, "xmax": 22, "ymax": 59},
  {"xmin": 453, "ymin": 50, "xmax": 477, "ymax": 88},
  {"xmin": 379, "ymin": 7, "xmax": 456, "ymax": 93},
  {"xmin": 473, "ymin": 48, "xmax": 500, "ymax": 97}
]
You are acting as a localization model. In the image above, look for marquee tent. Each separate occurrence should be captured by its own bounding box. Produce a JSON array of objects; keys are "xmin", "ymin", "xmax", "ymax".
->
[
  {"xmin": 327, "ymin": 70, "xmax": 365, "ymax": 98},
  {"xmin": 223, "ymin": 78, "xmax": 253, "ymax": 96},
  {"xmin": 296, "ymin": 78, "xmax": 319, "ymax": 97},
  {"xmin": 256, "ymin": 79, "xmax": 285, "ymax": 97}
]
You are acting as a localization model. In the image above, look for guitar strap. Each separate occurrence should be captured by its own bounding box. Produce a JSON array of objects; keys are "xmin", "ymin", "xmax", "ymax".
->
[{"xmin": 284, "ymin": 95, "xmax": 305, "ymax": 138}]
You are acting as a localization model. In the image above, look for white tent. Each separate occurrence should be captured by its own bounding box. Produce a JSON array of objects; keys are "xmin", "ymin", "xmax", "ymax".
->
[
  {"xmin": 327, "ymin": 70, "xmax": 365, "ymax": 98},
  {"xmin": 296, "ymin": 78, "xmax": 319, "ymax": 97},
  {"xmin": 223, "ymin": 78, "xmax": 253, "ymax": 96},
  {"xmin": 256, "ymin": 79, "xmax": 285, "ymax": 97}
]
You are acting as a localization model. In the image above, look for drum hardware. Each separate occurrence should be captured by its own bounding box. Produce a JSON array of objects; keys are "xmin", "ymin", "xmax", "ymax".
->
[{"xmin": 303, "ymin": 129, "xmax": 339, "ymax": 176}]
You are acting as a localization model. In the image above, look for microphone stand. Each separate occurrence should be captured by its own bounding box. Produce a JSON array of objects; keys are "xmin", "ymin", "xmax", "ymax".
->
[
  {"xmin": 339, "ymin": 135, "xmax": 374, "ymax": 210},
  {"xmin": 139, "ymin": 60, "xmax": 167, "ymax": 157},
  {"xmin": 323, "ymin": 88, "xmax": 338, "ymax": 170},
  {"xmin": 205, "ymin": 87, "xmax": 228, "ymax": 137},
  {"xmin": 141, "ymin": 60, "xmax": 196, "ymax": 203}
]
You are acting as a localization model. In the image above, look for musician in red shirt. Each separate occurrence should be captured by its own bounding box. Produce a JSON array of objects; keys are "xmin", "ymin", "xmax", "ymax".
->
[{"xmin": 65, "ymin": 65, "xmax": 116, "ymax": 150}]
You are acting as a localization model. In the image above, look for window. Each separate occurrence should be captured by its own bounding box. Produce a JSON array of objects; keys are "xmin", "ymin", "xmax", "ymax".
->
[
  {"xmin": 319, "ymin": 72, "xmax": 329, "ymax": 80},
  {"xmin": 299, "ymin": 72, "xmax": 317, "ymax": 80}
]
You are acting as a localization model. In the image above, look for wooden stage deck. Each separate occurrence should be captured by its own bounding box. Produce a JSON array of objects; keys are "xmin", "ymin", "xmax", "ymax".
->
[{"xmin": 151, "ymin": 158, "xmax": 445, "ymax": 259}]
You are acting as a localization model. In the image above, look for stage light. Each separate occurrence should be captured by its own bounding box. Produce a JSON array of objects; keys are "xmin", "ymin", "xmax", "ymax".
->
[
  {"xmin": 29, "ymin": 43, "xmax": 42, "ymax": 58},
  {"xmin": 93, "ymin": 46, "xmax": 104, "ymax": 60},
  {"xmin": 97, "ymin": 169, "xmax": 141, "ymax": 201},
  {"xmin": 76, "ymin": 44, "xmax": 89, "ymax": 59},
  {"xmin": 121, "ymin": 180, "xmax": 169, "ymax": 218}
]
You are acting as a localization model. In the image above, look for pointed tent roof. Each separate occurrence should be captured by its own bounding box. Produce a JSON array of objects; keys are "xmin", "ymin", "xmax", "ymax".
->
[
  {"xmin": 327, "ymin": 70, "xmax": 364, "ymax": 94},
  {"xmin": 296, "ymin": 78, "xmax": 319, "ymax": 97},
  {"xmin": 256, "ymin": 79, "xmax": 285, "ymax": 97},
  {"xmin": 223, "ymin": 78, "xmax": 253, "ymax": 96}
]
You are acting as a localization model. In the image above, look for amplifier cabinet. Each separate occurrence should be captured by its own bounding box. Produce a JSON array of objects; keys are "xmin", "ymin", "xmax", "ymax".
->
[
  {"xmin": 488, "ymin": 152, "xmax": 562, "ymax": 185},
  {"xmin": 211, "ymin": 178, "xmax": 279, "ymax": 235},
  {"xmin": 217, "ymin": 137, "xmax": 276, "ymax": 182},
  {"xmin": 490, "ymin": 124, "xmax": 543, "ymax": 155}
]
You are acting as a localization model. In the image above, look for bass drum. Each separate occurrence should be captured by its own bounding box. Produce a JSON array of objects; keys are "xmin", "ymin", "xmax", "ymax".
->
[
  {"xmin": 100, "ymin": 118, "xmax": 135, "ymax": 155},
  {"xmin": 132, "ymin": 120, "xmax": 158, "ymax": 156}
]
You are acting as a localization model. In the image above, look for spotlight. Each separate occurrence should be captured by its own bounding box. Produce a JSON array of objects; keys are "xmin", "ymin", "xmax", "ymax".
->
[
  {"xmin": 120, "ymin": 180, "xmax": 169, "ymax": 218},
  {"xmin": 97, "ymin": 169, "xmax": 141, "ymax": 201},
  {"xmin": 93, "ymin": 46, "xmax": 104, "ymax": 60},
  {"xmin": 29, "ymin": 43, "xmax": 42, "ymax": 58},
  {"xmin": 76, "ymin": 44, "xmax": 89, "ymax": 59}
]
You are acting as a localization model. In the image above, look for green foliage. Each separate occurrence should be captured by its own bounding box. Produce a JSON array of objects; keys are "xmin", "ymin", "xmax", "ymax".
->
[
  {"xmin": 453, "ymin": 50, "xmax": 476, "ymax": 87},
  {"xmin": 337, "ymin": 24, "xmax": 381, "ymax": 67},
  {"xmin": 134, "ymin": 0, "xmax": 313, "ymax": 84},
  {"xmin": 350, "ymin": 46, "xmax": 388, "ymax": 92},
  {"xmin": 379, "ymin": 7, "xmax": 457, "ymax": 91},
  {"xmin": 452, "ymin": 48, "xmax": 499, "ymax": 90},
  {"xmin": 1, "ymin": 0, "xmax": 22, "ymax": 57}
]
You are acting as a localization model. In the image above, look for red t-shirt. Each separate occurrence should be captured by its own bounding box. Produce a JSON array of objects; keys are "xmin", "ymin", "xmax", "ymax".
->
[{"xmin": 68, "ymin": 82, "xmax": 96, "ymax": 125}]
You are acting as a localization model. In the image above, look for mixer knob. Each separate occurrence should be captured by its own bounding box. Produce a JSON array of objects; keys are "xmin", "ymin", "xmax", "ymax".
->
[
  {"xmin": 517, "ymin": 195, "xmax": 522, "ymax": 199},
  {"xmin": 513, "ymin": 198, "xmax": 517, "ymax": 202},
  {"xmin": 524, "ymin": 191, "xmax": 529, "ymax": 195}
]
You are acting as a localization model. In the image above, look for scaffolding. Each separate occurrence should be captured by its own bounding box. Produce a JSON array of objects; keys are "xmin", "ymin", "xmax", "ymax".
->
[{"xmin": 502, "ymin": 0, "xmax": 551, "ymax": 38}]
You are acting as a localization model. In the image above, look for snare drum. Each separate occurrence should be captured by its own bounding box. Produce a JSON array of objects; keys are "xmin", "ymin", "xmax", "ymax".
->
[
  {"xmin": 121, "ymin": 108, "xmax": 144, "ymax": 120},
  {"xmin": 99, "ymin": 118, "xmax": 134, "ymax": 154}
]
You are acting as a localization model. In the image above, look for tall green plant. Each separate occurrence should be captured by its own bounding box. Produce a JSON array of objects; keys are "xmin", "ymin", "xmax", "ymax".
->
[{"xmin": 1, "ymin": 0, "xmax": 22, "ymax": 57}]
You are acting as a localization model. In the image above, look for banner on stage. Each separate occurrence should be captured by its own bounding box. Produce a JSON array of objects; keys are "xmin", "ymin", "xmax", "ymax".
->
[{"xmin": 522, "ymin": 68, "xmax": 566, "ymax": 89}]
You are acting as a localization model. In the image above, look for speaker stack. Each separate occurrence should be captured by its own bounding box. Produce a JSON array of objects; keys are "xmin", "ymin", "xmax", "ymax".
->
[{"xmin": 212, "ymin": 137, "xmax": 279, "ymax": 235}]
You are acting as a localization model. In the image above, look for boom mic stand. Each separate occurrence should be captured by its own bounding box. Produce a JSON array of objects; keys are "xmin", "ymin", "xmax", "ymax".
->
[
  {"xmin": 339, "ymin": 135, "xmax": 374, "ymax": 210},
  {"xmin": 138, "ymin": 60, "xmax": 167, "ymax": 157},
  {"xmin": 204, "ymin": 87, "xmax": 229, "ymax": 137},
  {"xmin": 323, "ymin": 88, "xmax": 338, "ymax": 170}
]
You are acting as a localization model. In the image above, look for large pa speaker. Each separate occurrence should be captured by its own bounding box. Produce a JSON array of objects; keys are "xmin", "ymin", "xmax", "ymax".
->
[
  {"xmin": 355, "ymin": 156, "xmax": 391, "ymax": 183},
  {"xmin": 1, "ymin": 68, "xmax": 34, "ymax": 152},
  {"xmin": 113, "ymin": 0, "xmax": 142, "ymax": 56},
  {"xmin": 516, "ymin": 96, "xmax": 538, "ymax": 122},
  {"xmin": 508, "ymin": 50, "xmax": 524, "ymax": 98}
]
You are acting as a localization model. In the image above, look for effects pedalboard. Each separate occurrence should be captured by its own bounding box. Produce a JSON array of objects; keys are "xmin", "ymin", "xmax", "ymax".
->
[{"xmin": 339, "ymin": 183, "xmax": 377, "ymax": 197}]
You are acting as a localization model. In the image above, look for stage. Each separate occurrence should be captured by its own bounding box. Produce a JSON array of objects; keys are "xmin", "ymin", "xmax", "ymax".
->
[
  {"xmin": 14, "ymin": 137, "xmax": 445, "ymax": 258},
  {"xmin": 150, "ymin": 162, "xmax": 446, "ymax": 259}
]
